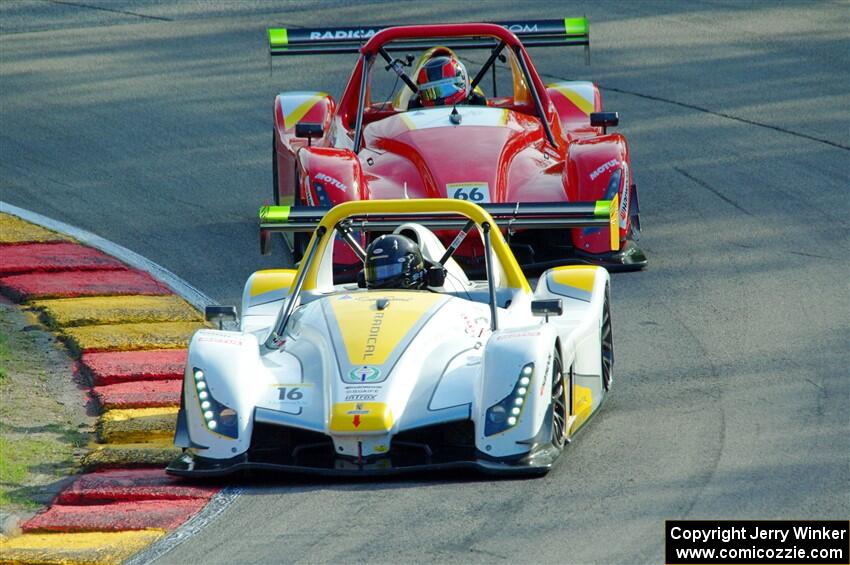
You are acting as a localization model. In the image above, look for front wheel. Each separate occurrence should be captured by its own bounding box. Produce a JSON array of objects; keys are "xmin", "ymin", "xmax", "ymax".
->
[
  {"xmin": 601, "ymin": 285, "xmax": 614, "ymax": 391},
  {"xmin": 551, "ymin": 349, "xmax": 567, "ymax": 449}
]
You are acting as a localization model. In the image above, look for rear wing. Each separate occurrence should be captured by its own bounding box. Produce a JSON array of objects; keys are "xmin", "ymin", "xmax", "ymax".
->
[
  {"xmin": 259, "ymin": 198, "xmax": 618, "ymax": 255},
  {"xmin": 268, "ymin": 18, "xmax": 589, "ymax": 56}
]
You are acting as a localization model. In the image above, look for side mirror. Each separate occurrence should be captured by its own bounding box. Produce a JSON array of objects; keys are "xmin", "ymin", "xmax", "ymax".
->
[
  {"xmin": 427, "ymin": 266, "xmax": 446, "ymax": 288},
  {"xmin": 205, "ymin": 305, "xmax": 237, "ymax": 330},
  {"xmin": 590, "ymin": 111, "xmax": 619, "ymax": 134},
  {"xmin": 531, "ymin": 299, "xmax": 563, "ymax": 322},
  {"xmin": 294, "ymin": 122, "xmax": 324, "ymax": 146}
]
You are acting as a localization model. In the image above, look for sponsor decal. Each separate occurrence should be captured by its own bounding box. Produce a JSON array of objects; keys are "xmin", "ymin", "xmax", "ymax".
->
[
  {"xmin": 314, "ymin": 172, "xmax": 348, "ymax": 193},
  {"xmin": 589, "ymin": 159, "xmax": 619, "ymax": 181},
  {"xmin": 363, "ymin": 311, "xmax": 385, "ymax": 360},
  {"xmin": 306, "ymin": 24, "xmax": 538, "ymax": 42},
  {"xmin": 373, "ymin": 444, "xmax": 389, "ymax": 453},
  {"xmin": 345, "ymin": 385, "xmax": 381, "ymax": 393},
  {"xmin": 311, "ymin": 181, "xmax": 332, "ymax": 206},
  {"xmin": 346, "ymin": 365, "xmax": 382, "ymax": 383},
  {"xmin": 496, "ymin": 331, "xmax": 542, "ymax": 340},
  {"xmin": 461, "ymin": 314, "xmax": 489, "ymax": 338},
  {"xmin": 618, "ymin": 163, "xmax": 630, "ymax": 229},
  {"xmin": 344, "ymin": 385, "xmax": 382, "ymax": 402},
  {"xmin": 345, "ymin": 393, "xmax": 377, "ymax": 401},
  {"xmin": 502, "ymin": 23, "xmax": 539, "ymax": 33},
  {"xmin": 198, "ymin": 335, "xmax": 243, "ymax": 346},
  {"xmin": 339, "ymin": 294, "xmax": 354, "ymax": 300},
  {"xmin": 447, "ymin": 182, "xmax": 490, "ymax": 203},
  {"xmin": 304, "ymin": 175, "xmax": 315, "ymax": 206},
  {"xmin": 309, "ymin": 29, "xmax": 378, "ymax": 41},
  {"xmin": 353, "ymin": 294, "xmax": 410, "ymax": 302},
  {"xmin": 541, "ymin": 353, "xmax": 551, "ymax": 396},
  {"xmin": 346, "ymin": 402, "xmax": 370, "ymax": 415}
]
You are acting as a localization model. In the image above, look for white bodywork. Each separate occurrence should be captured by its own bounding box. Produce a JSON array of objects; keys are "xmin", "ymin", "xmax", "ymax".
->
[{"xmin": 177, "ymin": 220, "xmax": 610, "ymax": 470}]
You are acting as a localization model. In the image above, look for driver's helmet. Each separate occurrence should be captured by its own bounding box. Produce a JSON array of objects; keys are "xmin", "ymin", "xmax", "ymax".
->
[
  {"xmin": 364, "ymin": 234, "xmax": 427, "ymax": 289},
  {"xmin": 416, "ymin": 52, "xmax": 469, "ymax": 107}
]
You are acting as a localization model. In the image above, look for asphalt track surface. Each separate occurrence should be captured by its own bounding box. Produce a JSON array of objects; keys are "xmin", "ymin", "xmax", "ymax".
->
[{"xmin": 2, "ymin": 1, "xmax": 848, "ymax": 563}]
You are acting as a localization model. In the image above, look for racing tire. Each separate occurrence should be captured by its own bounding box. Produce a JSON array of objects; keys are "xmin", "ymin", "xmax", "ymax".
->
[
  {"xmin": 551, "ymin": 348, "xmax": 567, "ymax": 450},
  {"xmin": 275, "ymin": 130, "xmax": 309, "ymax": 262},
  {"xmin": 292, "ymin": 165, "xmax": 309, "ymax": 262},
  {"xmin": 272, "ymin": 130, "xmax": 280, "ymax": 206},
  {"xmin": 601, "ymin": 285, "xmax": 614, "ymax": 391}
]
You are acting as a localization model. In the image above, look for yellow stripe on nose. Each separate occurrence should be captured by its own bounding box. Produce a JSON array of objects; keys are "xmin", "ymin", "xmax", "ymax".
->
[{"xmin": 329, "ymin": 292, "xmax": 442, "ymax": 365}]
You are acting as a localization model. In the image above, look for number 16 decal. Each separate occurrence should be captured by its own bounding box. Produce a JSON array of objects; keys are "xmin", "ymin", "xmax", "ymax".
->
[{"xmin": 275, "ymin": 384, "xmax": 312, "ymax": 407}]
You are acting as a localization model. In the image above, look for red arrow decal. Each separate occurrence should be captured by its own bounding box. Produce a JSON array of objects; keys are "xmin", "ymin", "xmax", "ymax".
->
[{"xmin": 353, "ymin": 414, "xmax": 361, "ymax": 428}]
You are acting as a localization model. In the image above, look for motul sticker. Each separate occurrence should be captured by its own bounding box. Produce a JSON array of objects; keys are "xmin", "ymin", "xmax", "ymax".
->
[
  {"xmin": 589, "ymin": 159, "xmax": 618, "ymax": 181},
  {"xmin": 448, "ymin": 182, "xmax": 490, "ymax": 203},
  {"xmin": 314, "ymin": 172, "xmax": 347, "ymax": 193}
]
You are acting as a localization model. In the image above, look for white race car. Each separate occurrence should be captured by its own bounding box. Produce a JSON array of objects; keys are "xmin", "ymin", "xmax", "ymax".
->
[{"xmin": 168, "ymin": 198, "xmax": 617, "ymax": 476}]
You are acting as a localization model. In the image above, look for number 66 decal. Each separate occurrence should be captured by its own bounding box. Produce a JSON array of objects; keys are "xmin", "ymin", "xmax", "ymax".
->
[
  {"xmin": 447, "ymin": 182, "xmax": 490, "ymax": 203},
  {"xmin": 275, "ymin": 384, "xmax": 312, "ymax": 407}
]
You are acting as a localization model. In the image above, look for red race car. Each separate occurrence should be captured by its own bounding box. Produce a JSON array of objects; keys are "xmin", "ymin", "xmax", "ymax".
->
[{"xmin": 267, "ymin": 19, "xmax": 645, "ymax": 273}]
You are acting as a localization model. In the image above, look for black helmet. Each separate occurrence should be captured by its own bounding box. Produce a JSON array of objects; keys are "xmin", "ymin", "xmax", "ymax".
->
[{"xmin": 364, "ymin": 234, "xmax": 426, "ymax": 289}]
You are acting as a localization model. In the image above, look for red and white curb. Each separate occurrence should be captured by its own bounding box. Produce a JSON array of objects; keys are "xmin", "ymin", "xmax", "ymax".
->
[{"xmin": 0, "ymin": 201, "xmax": 241, "ymax": 564}]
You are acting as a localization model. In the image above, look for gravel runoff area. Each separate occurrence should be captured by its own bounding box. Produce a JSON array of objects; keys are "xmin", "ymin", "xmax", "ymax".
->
[{"xmin": 0, "ymin": 297, "xmax": 93, "ymax": 536}]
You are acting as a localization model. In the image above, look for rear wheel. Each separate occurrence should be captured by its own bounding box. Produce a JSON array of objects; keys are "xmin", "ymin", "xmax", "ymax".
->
[
  {"xmin": 551, "ymin": 349, "xmax": 567, "ymax": 449},
  {"xmin": 275, "ymin": 130, "xmax": 309, "ymax": 262},
  {"xmin": 601, "ymin": 285, "xmax": 614, "ymax": 391},
  {"xmin": 292, "ymin": 165, "xmax": 309, "ymax": 262},
  {"xmin": 272, "ymin": 130, "xmax": 280, "ymax": 205}
]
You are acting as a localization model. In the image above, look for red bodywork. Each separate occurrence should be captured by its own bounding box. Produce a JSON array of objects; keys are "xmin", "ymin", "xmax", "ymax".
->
[{"xmin": 272, "ymin": 23, "xmax": 639, "ymax": 268}]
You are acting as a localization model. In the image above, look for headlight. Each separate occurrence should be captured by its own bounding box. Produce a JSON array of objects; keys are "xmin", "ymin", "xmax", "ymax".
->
[
  {"xmin": 484, "ymin": 363, "xmax": 534, "ymax": 436},
  {"xmin": 192, "ymin": 367, "xmax": 238, "ymax": 439}
]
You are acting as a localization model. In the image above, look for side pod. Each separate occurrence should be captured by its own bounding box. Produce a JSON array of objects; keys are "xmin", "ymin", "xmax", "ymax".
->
[{"xmin": 476, "ymin": 324, "xmax": 558, "ymax": 459}]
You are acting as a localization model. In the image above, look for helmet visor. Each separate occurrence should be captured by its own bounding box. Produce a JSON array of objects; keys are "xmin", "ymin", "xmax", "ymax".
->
[
  {"xmin": 418, "ymin": 78, "xmax": 465, "ymax": 103},
  {"xmin": 365, "ymin": 261, "xmax": 405, "ymax": 284}
]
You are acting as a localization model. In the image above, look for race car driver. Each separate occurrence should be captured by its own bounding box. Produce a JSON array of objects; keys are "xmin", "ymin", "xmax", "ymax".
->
[
  {"xmin": 408, "ymin": 49, "xmax": 486, "ymax": 108},
  {"xmin": 363, "ymin": 234, "xmax": 427, "ymax": 290}
]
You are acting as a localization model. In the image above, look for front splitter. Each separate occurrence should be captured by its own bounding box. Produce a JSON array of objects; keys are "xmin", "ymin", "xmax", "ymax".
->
[{"xmin": 166, "ymin": 447, "xmax": 560, "ymax": 479}]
